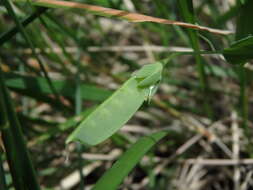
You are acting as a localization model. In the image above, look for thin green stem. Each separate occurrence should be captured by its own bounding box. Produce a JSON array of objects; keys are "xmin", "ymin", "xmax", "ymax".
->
[
  {"xmin": 238, "ymin": 67, "xmax": 249, "ymax": 139},
  {"xmin": 178, "ymin": 0, "xmax": 213, "ymax": 118},
  {"xmin": 74, "ymin": 52, "xmax": 85, "ymax": 189}
]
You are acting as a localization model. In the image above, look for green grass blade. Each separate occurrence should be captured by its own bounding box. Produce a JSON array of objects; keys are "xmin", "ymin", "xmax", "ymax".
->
[
  {"xmin": 0, "ymin": 7, "xmax": 48, "ymax": 46},
  {"xmin": 177, "ymin": 0, "xmax": 212, "ymax": 118},
  {"xmin": 0, "ymin": 151, "xmax": 7, "ymax": 190},
  {"xmin": 235, "ymin": 0, "xmax": 253, "ymax": 39},
  {"xmin": 74, "ymin": 56, "xmax": 86, "ymax": 189},
  {"xmin": 0, "ymin": 73, "xmax": 24, "ymax": 189},
  {"xmin": 0, "ymin": 68, "xmax": 40, "ymax": 190},
  {"xmin": 223, "ymin": 36, "xmax": 253, "ymax": 65},
  {"xmin": 0, "ymin": 93, "xmax": 8, "ymax": 190},
  {"xmin": 233, "ymin": 0, "xmax": 253, "ymax": 148},
  {"xmin": 2, "ymin": 0, "xmax": 61, "ymax": 104},
  {"xmin": 4, "ymin": 72, "xmax": 112, "ymax": 102},
  {"xmin": 92, "ymin": 131, "xmax": 168, "ymax": 190}
]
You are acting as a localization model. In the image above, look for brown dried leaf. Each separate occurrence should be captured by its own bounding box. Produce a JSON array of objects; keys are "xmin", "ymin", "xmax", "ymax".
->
[{"xmin": 25, "ymin": 0, "xmax": 233, "ymax": 35}]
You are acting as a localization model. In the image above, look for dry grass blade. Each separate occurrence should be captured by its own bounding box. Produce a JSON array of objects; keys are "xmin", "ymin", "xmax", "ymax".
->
[
  {"xmin": 16, "ymin": 0, "xmax": 233, "ymax": 35},
  {"xmin": 183, "ymin": 159, "xmax": 253, "ymax": 166}
]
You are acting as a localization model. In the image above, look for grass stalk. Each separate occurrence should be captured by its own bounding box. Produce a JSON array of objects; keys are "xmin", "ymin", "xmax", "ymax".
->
[
  {"xmin": 0, "ymin": 150, "xmax": 7, "ymax": 190},
  {"xmin": 75, "ymin": 54, "xmax": 86, "ymax": 189},
  {"xmin": 0, "ymin": 67, "xmax": 40, "ymax": 190},
  {"xmin": 0, "ymin": 7, "xmax": 48, "ymax": 46},
  {"xmin": 1, "ymin": 0, "xmax": 61, "ymax": 104},
  {"xmin": 234, "ymin": 0, "xmax": 253, "ymax": 153},
  {"xmin": 238, "ymin": 67, "xmax": 248, "ymax": 134},
  {"xmin": 178, "ymin": 0, "xmax": 213, "ymax": 118}
]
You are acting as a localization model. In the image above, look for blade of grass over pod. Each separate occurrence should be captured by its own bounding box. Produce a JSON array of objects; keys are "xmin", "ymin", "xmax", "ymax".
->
[
  {"xmin": 223, "ymin": 36, "xmax": 253, "ymax": 65},
  {"xmin": 4, "ymin": 72, "xmax": 112, "ymax": 102},
  {"xmin": 178, "ymin": 0, "xmax": 212, "ymax": 118},
  {"xmin": 14, "ymin": 0, "xmax": 232, "ymax": 35},
  {"xmin": 92, "ymin": 131, "xmax": 168, "ymax": 190},
  {"xmin": 0, "ymin": 7, "xmax": 48, "ymax": 46},
  {"xmin": 0, "ymin": 68, "xmax": 40, "ymax": 190},
  {"xmin": 66, "ymin": 63, "xmax": 163, "ymax": 146}
]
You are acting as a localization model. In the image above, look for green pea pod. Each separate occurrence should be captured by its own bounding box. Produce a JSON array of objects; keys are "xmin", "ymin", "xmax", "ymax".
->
[
  {"xmin": 134, "ymin": 62, "xmax": 163, "ymax": 88},
  {"xmin": 66, "ymin": 63, "xmax": 163, "ymax": 146}
]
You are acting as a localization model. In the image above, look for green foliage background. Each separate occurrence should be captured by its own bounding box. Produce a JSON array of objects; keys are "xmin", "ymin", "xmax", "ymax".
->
[{"xmin": 1, "ymin": 0, "xmax": 253, "ymax": 189}]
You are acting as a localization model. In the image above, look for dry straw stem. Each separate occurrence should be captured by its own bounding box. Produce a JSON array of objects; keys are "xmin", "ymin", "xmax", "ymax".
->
[
  {"xmin": 14, "ymin": 46, "xmax": 193, "ymax": 54},
  {"xmin": 16, "ymin": 0, "xmax": 233, "ymax": 35},
  {"xmin": 183, "ymin": 159, "xmax": 253, "ymax": 166}
]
